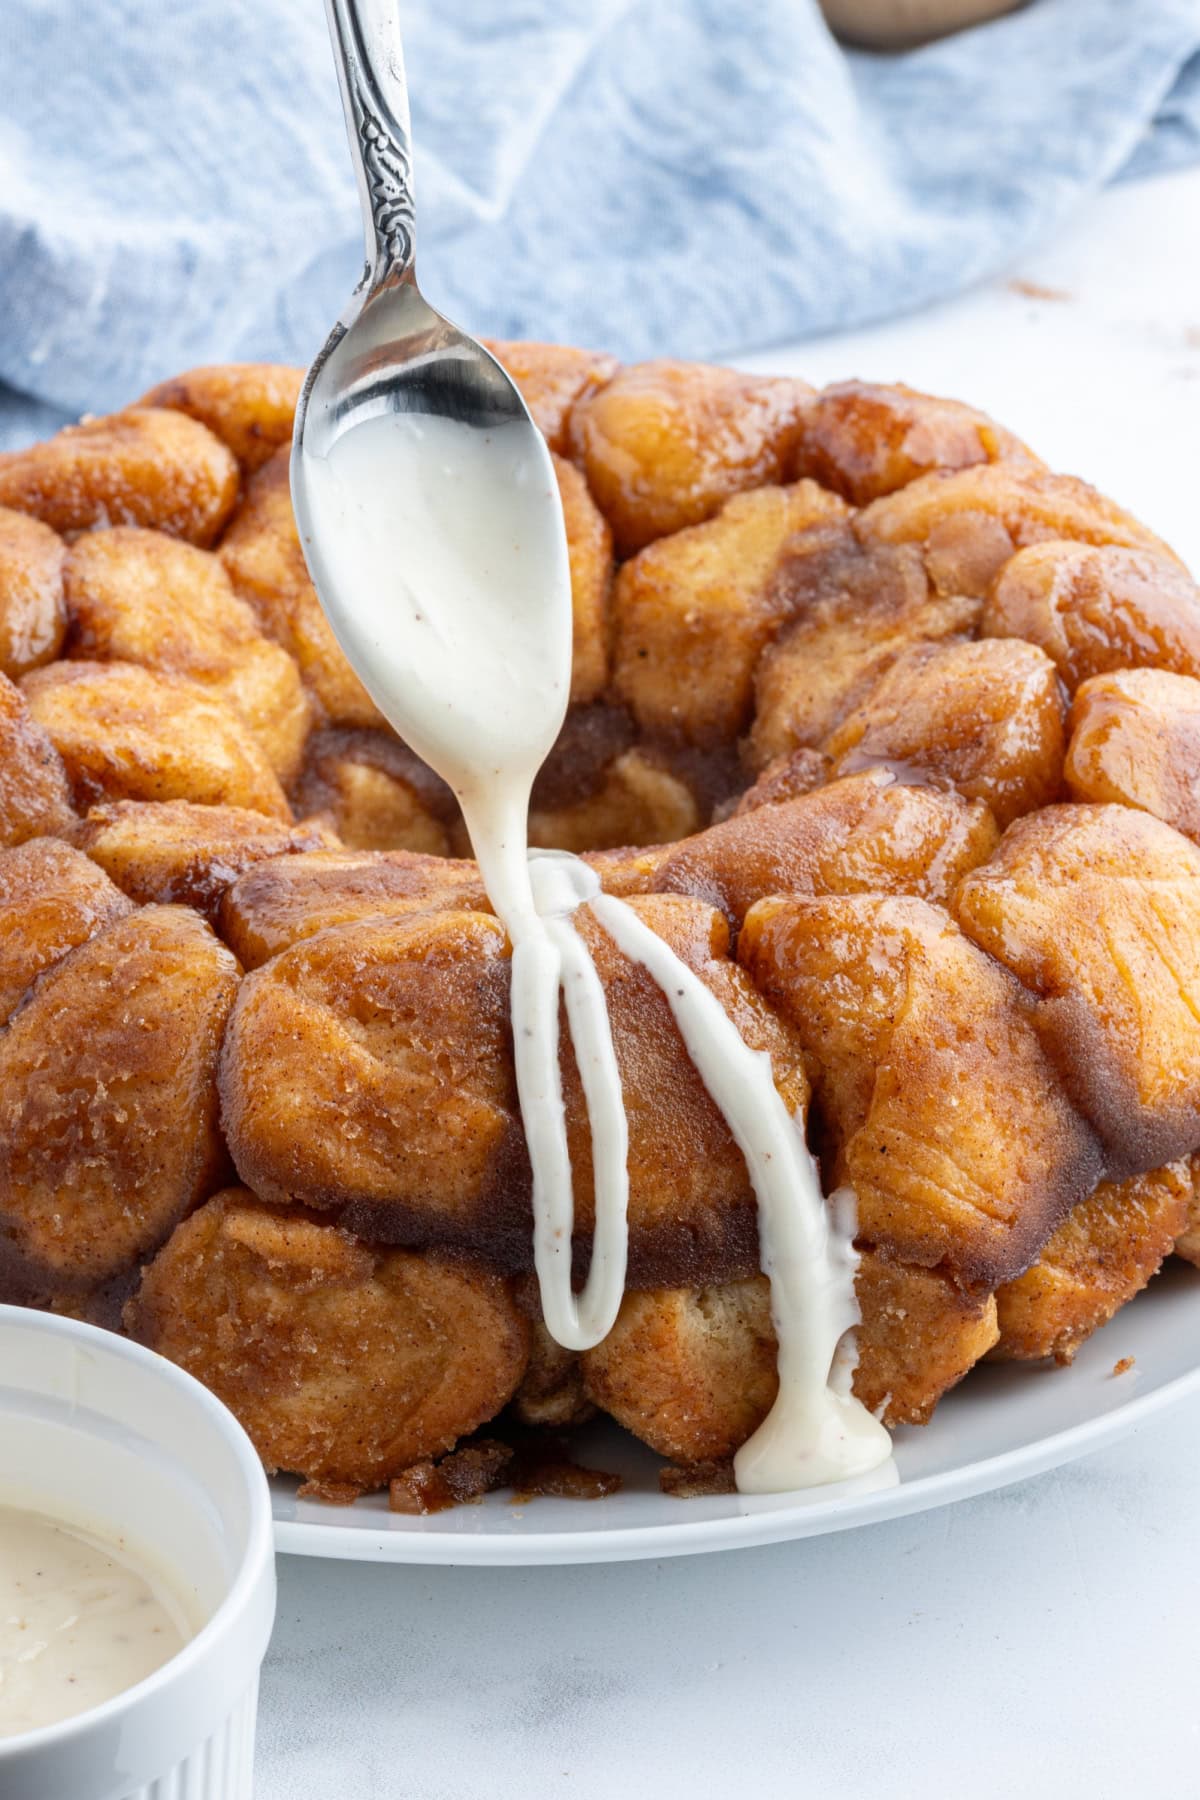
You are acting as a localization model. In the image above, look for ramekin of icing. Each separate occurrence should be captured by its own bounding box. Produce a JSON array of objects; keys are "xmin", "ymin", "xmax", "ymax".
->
[{"xmin": 0, "ymin": 1304, "xmax": 276, "ymax": 1800}]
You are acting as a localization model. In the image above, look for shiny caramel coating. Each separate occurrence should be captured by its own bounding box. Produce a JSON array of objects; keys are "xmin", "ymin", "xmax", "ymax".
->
[
  {"xmin": 740, "ymin": 893, "xmax": 1102, "ymax": 1285},
  {"xmin": 566, "ymin": 360, "xmax": 813, "ymax": 555},
  {"xmin": 982, "ymin": 541, "xmax": 1200, "ymax": 691},
  {"xmin": 216, "ymin": 840, "xmax": 672, "ymax": 974},
  {"xmin": 734, "ymin": 747, "xmax": 832, "ymax": 814},
  {"xmin": 0, "ymin": 408, "xmax": 239, "ymax": 546},
  {"xmin": 126, "ymin": 1190, "xmax": 531, "ymax": 1488},
  {"xmin": 217, "ymin": 847, "xmax": 489, "ymax": 969},
  {"xmin": 482, "ymin": 341, "xmax": 619, "ymax": 453},
  {"xmin": 0, "ymin": 837, "xmax": 132, "ymax": 1025},
  {"xmin": 64, "ymin": 527, "xmax": 310, "ymax": 782},
  {"xmin": 824, "ymin": 637, "xmax": 1067, "ymax": 828},
  {"xmin": 0, "ymin": 507, "xmax": 66, "ymax": 678},
  {"xmin": 139, "ymin": 364, "xmax": 303, "ymax": 474},
  {"xmin": 294, "ymin": 727, "xmax": 456, "ymax": 854},
  {"xmin": 748, "ymin": 521, "xmax": 978, "ymax": 766},
  {"xmin": 0, "ymin": 672, "xmax": 76, "ymax": 848},
  {"xmin": 554, "ymin": 452, "xmax": 613, "ymax": 704},
  {"xmin": 954, "ymin": 804, "xmax": 1200, "ymax": 1176},
  {"xmin": 22, "ymin": 660, "xmax": 290, "ymax": 818},
  {"xmin": 612, "ymin": 481, "xmax": 850, "ymax": 745},
  {"xmin": 72, "ymin": 800, "xmax": 339, "ymax": 921},
  {"xmin": 0, "ymin": 905, "xmax": 238, "ymax": 1298},
  {"xmin": 220, "ymin": 894, "xmax": 809, "ymax": 1288},
  {"xmin": 655, "ymin": 768, "xmax": 998, "ymax": 927},
  {"xmin": 791, "ymin": 380, "xmax": 1038, "ymax": 506},
  {"xmin": 581, "ymin": 1251, "xmax": 1000, "ymax": 1460},
  {"xmin": 992, "ymin": 1162, "xmax": 1191, "ymax": 1364},
  {"xmin": 219, "ymin": 447, "xmax": 383, "ymax": 728},
  {"xmin": 1064, "ymin": 668, "xmax": 1200, "ymax": 842},
  {"xmin": 862, "ymin": 462, "xmax": 1179, "ymax": 598}
]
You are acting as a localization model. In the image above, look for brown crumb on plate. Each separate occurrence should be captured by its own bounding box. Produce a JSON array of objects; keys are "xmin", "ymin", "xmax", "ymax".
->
[
  {"xmin": 1008, "ymin": 279, "xmax": 1072, "ymax": 302},
  {"xmin": 1111, "ymin": 1356, "xmax": 1136, "ymax": 1378},
  {"xmin": 297, "ymin": 1477, "xmax": 365, "ymax": 1505},
  {"xmin": 658, "ymin": 1460, "xmax": 737, "ymax": 1498}
]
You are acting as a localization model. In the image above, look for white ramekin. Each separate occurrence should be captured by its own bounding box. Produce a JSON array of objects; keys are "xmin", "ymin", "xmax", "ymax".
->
[{"xmin": 0, "ymin": 1304, "xmax": 276, "ymax": 1800}]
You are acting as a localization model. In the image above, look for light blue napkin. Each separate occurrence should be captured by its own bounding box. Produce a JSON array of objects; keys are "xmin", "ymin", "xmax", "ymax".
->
[{"xmin": 2, "ymin": 0, "xmax": 1199, "ymax": 448}]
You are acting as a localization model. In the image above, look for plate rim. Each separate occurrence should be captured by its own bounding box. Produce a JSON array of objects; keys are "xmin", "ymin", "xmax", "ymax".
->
[{"xmin": 271, "ymin": 1355, "xmax": 1200, "ymax": 1566}]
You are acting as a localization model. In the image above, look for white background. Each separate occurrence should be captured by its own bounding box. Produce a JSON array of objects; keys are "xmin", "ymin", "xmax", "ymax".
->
[{"xmin": 256, "ymin": 165, "xmax": 1200, "ymax": 1800}]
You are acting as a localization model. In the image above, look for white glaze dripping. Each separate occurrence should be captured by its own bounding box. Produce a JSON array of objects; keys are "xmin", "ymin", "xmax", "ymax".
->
[{"xmin": 300, "ymin": 407, "xmax": 894, "ymax": 1488}]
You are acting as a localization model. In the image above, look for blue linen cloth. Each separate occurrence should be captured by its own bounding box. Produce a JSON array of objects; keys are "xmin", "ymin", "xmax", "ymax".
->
[{"xmin": 2, "ymin": 0, "xmax": 1199, "ymax": 448}]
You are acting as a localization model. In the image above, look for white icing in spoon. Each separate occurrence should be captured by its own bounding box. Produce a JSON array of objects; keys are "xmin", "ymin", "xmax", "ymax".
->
[{"xmin": 299, "ymin": 406, "xmax": 893, "ymax": 1489}]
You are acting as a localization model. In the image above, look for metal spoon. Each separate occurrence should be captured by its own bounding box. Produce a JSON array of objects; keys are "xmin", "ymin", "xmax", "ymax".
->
[
  {"xmin": 290, "ymin": 0, "xmax": 570, "ymax": 930},
  {"xmin": 292, "ymin": 0, "xmax": 539, "ymax": 467}
]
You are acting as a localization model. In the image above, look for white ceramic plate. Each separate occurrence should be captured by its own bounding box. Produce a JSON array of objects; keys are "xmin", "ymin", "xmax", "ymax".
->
[{"xmin": 272, "ymin": 1259, "xmax": 1200, "ymax": 1565}]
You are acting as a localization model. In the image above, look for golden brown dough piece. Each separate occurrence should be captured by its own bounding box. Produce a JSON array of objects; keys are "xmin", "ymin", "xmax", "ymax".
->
[
  {"xmin": 750, "ymin": 465, "xmax": 1177, "ymax": 770},
  {"xmin": 791, "ymin": 380, "xmax": 1037, "ymax": 506},
  {"xmin": 1175, "ymin": 1158, "xmax": 1200, "ymax": 1268},
  {"xmin": 0, "ymin": 837, "xmax": 132, "ymax": 1025},
  {"xmin": 219, "ymin": 446, "xmax": 382, "ymax": 729},
  {"xmin": 955, "ymin": 804, "xmax": 1200, "ymax": 1176},
  {"xmin": 554, "ymin": 453, "xmax": 613, "ymax": 704},
  {"xmin": 72, "ymin": 800, "xmax": 339, "ymax": 921},
  {"xmin": 581, "ymin": 1252, "xmax": 1000, "ymax": 1461},
  {"xmin": 0, "ymin": 672, "xmax": 76, "ymax": 848},
  {"xmin": 220, "ymin": 908, "xmax": 528, "ymax": 1259},
  {"xmin": 612, "ymin": 481, "xmax": 850, "ymax": 745},
  {"xmin": 740, "ymin": 892, "xmax": 1102, "ymax": 1284},
  {"xmin": 293, "ymin": 726, "xmax": 455, "ymax": 854},
  {"xmin": 216, "ymin": 840, "xmax": 667, "ymax": 971},
  {"xmin": 654, "ymin": 768, "xmax": 998, "ymax": 926},
  {"xmin": 482, "ymin": 341, "xmax": 618, "ymax": 453},
  {"xmin": 748, "ymin": 522, "xmax": 978, "ymax": 766},
  {"xmin": 0, "ymin": 409, "xmax": 238, "ymax": 546},
  {"xmin": 582, "ymin": 842, "xmax": 674, "ymax": 895},
  {"xmin": 64, "ymin": 527, "xmax": 310, "ymax": 782},
  {"xmin": 863, "ymin": 462, "xmax": 1178, "ymax": 597},
  {"xmin": 992, "ymin": 1163, "xmax": 1191, "ymax": 1363},
  {"xmin": 221, "ymin": 894, "xmax": 810, "ymax": 1287},
  {"xmin": 982, "ymin": 542, "xmax": 1200, "ymax": 690},
  {"xmin": 139, "ymin": 364, "xmax": 303, "ymax": 474},
  {"xmin": 582, "ymin": 1280, "xmax": 778, "ymax": 1463},
  {"xmin": 567, "ymin": 360, "xmax": 813, "ymax": 555},
  {"xmin": 734, "ymin": 747, "xmax": 832, "ymax": 814},
  {"xmin": 217, "ymin": 847, "xmax": 489, "ymax": 967},
  {"xmin": 0, "ymin": 905, "xmax": 238, "ymax": 1299},
  {"xmin": 511, "ymin": 1306, "xmax": 593, "ymax": 1430},
  {"xmin": 528, "ymin": 745, "xmax": 701, "ymax": 853},
  {"xmin": 852, "ymin": 1252, "xmax": 999, "ymax": 1423},
  {"xmin": 0, "ymin": 508, "xmax": 66, "ymax": 679},
  {"xmin": 21, "ymin": 660, "xmax": 291, "ymax": 818},
  {"xmin": 1064, "ymin": 668, "xmax": 1200, "ymax": 842},
  {"xmin": 126, "ymin": 1190, "xmax": 531, "ymax": 1489},
  {"xmin": 519, "ymin": 702, "xmax": 713, "ymax": 856},
  {"xmin": 824, "ymin": 637, "xmax": 1066, "ymax": 828}
]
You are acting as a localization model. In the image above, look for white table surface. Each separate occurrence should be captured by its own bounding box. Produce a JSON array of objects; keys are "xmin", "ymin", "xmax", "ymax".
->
[{"xmin": 256, "ymin": 164, "xmax": 1200, "ymax": 1800}]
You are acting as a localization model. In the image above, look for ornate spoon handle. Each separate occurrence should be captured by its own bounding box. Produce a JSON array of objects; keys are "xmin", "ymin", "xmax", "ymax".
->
[{"xmin": 324, "ymin": 0, "xmax": 416, "ymax": 286}]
